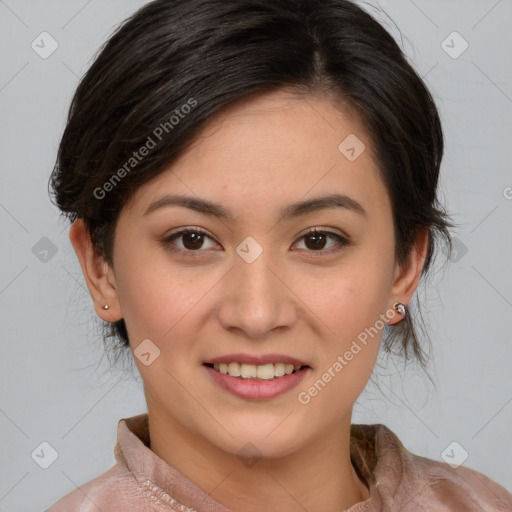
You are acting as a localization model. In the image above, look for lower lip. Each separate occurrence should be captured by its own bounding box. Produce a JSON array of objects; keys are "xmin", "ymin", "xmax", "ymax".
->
[{"xmin": 203, "ymin": 365, "xmax": 310, "ymax": 400}]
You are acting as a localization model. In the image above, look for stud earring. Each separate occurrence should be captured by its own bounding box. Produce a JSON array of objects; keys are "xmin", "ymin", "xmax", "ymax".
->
[
  {"xmin": 394, "ymin": 302, "xmax": 406, "ymax": 316},
  {"xmin": 103, "ymin": 304, "xmax": 109, "ymax": 310}
]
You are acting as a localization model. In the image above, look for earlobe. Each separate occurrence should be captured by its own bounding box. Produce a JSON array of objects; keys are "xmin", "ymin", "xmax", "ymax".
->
[
  {"xmin": 68, "ymin": 219, "xmax": 123, "ymax": 323},
  {"xmin": 385, "ymin": 302, "xmax": 407, "ymax": 326}
]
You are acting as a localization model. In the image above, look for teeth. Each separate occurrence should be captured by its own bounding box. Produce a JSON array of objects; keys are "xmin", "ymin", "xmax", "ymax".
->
[
  {"xmin": 257, "ymin": 364, "xmax": 274, "ymax": 380},
  {"xmin": 241, "ymin": 363, "xmax": 257, "ymax": 378},
  {"xmin": 210, "ymin": 362, "xmax": 304, "ymax": 379},
  {"xmin": 228, "ymin": 362, "xmax": 240, "ymax": 377},
  {"xmin": 274, "ymin": 363, "xmax": 285, "ymax": 377}
]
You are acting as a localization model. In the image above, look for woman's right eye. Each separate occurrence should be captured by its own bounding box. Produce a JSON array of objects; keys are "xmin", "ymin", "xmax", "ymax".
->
[{"xmin": 160, "ymin": 227, "xmax": 220, "ymax": 255}]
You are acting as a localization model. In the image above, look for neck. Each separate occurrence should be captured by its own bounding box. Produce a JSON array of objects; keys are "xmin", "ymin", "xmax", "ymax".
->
[{"xmin": 147, "ymin": 407, "xmax": 369, "ymax": 512}]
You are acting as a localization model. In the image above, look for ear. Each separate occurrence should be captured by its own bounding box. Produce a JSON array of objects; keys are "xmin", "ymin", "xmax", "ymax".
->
[
  {"xmin": 69, "ymin": 219, "xmax": 123, "ymax": 323},
  {"xmin": 387, "ymin": 227, "xmax": 429, "ymax": 325}
]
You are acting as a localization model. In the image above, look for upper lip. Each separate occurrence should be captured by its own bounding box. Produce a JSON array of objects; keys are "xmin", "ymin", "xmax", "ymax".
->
[{"xmin": 204, "ymin": 353, "xmax": 310, "ymax": 367}]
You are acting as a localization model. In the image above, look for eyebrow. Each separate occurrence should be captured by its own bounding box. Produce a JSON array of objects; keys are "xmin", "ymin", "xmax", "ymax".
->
[{"xmin": 143, "ymin": 192, "xmax": 366, "ymax": 222}]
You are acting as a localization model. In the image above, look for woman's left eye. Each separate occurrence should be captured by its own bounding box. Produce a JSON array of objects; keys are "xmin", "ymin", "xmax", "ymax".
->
[
  {"xmin": 294, "ymin": 229, "xmax": 349, "ymax": 254},
  {"xmin": 160, "ymin": 227, "xmax": 349, "ymax": 256}
]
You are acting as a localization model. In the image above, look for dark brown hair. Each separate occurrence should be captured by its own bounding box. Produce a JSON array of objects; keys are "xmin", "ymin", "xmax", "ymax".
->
[{"xmin": 49, "ymin": 0, "xmax": 452, "ymax": 368}]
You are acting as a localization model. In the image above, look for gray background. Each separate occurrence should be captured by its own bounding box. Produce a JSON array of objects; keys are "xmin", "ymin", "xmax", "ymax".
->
[{"xmin": 0, "ymin": 0, "xmax": 511, "ymax": 510}]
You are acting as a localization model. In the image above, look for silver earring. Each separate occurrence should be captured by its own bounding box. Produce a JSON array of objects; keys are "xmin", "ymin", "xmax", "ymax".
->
[
  {"xmin": 103, "ymin": 304, "xmax": 109, "ymax": 310},
  {"xmin": 394, "ymin": 302, "xmax": 406, "ymax": 316}
]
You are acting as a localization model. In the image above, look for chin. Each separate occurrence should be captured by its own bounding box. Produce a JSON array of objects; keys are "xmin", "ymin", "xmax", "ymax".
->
[{"xmin": 205, "ymin": 415, "xmax": 314, "ymax": 460}]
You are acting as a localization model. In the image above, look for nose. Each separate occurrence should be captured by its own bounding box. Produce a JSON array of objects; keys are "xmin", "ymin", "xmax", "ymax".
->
[{"xmin": 216, "ymin": 247, "xmax": 297, "ymax": 339}]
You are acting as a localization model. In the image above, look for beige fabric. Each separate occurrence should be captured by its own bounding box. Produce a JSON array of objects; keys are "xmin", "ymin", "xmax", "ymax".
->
[{"xmin": 47, "ymin": 413, "xmax": 512, "ymax": 511}]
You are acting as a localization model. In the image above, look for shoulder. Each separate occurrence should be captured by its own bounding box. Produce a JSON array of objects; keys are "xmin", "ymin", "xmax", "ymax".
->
[
  {"xmin": 407, "ymin": 450, "xmax": 512, "ymax": 511},
  {"xmin": 351, "ymin": 423, "xmax": 512, "ymax": 511},
  {"xmin": 45, "ymin": 463, "xmax": 139, "ymax": 511}
]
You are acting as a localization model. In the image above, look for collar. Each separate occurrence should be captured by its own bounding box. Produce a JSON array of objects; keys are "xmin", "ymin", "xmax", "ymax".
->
[{"xmin": 114, "ymin": 413, "xmax": 416, "ymax": 511}]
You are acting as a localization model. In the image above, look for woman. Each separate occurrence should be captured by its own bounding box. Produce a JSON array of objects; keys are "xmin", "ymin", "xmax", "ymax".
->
[{"xmin": 46, "ymin": 0, "xmax": 512, "ymax": 510}]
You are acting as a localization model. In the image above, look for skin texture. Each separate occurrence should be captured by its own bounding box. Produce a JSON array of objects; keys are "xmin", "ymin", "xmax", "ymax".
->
[{"xmin": 70, "ymin": 89, "xmax": 428, "ymax": 512}]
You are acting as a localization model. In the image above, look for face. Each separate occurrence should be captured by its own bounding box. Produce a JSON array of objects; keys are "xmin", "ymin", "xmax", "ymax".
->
[{"xmin": 104, "ymin": 90, "xmax": 405, "ymax": 457}]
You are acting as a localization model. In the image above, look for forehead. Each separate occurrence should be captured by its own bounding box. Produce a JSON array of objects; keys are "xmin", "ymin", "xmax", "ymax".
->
[{"xmin": 122, "ymin": 89, "xmax": 389, "ymax": 223}]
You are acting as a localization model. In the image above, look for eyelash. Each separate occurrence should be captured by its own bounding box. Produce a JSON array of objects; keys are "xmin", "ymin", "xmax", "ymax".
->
[{"xmin": 160, "ymin": 227, "xmax": 350, "ymax": 258}]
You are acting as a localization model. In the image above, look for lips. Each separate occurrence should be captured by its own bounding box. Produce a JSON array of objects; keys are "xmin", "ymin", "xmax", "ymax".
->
[
  {"xmin": 202, "ymin": 353, "xmax": 311, "ymax": 400},
  {"xmin": 203, "ymin": 353, "xmax": 310, "ymax": 380}
]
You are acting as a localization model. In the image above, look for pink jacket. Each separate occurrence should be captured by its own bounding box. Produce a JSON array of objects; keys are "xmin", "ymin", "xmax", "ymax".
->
[{"xmin": 46, "ymin": 413, "xmax": 512, "ymax": 511}]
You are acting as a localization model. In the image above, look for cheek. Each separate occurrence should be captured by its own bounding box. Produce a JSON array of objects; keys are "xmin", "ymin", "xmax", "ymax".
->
[
  {"xmin": 306, "ymin": 253, "xmax": 394, "ymax": 343},
  {"xmin": 113, "ymin": 251, "xmax": 212, "ymax": 346},
  {"xmin": 294, "ymin": 270, "xmax": 390, "ymax": 426}
]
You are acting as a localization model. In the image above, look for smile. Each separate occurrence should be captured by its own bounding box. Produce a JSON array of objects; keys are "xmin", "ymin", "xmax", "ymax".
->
[
  {"xmin": 203, "ymin": 356, "xmax": 311, "ymax": 400},
  {"xmin": 207, "ymin": 362, "xmax": 305, "ymax": 380}
]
